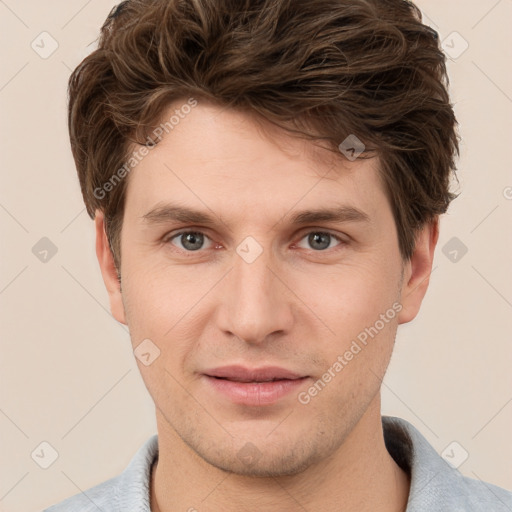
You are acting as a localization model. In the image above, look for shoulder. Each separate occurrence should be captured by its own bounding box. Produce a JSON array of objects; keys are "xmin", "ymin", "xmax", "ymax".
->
[
  {"xmin": 453, "ymin": 474, "xmax": 512, "ymax": 511},
  {"xmin": 43, "ymin": 476, "xmax": 119, "ymax": 512},
  {"xmin": 42, "ymin": 434, "xmax": 158, "ymax": 512},
  {"xmin": 382, "ymin": 416, "xmax": 512, "ymax": 512}
]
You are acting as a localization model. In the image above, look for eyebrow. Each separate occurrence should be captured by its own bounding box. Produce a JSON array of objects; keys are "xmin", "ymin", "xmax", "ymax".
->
[
  {"xmin": 141, "ymin": 204, "xmax": 371, "ymax": 227},
  {"xmin": 142, "ymin": 205, "xmax": 217, "ymax": 225}
]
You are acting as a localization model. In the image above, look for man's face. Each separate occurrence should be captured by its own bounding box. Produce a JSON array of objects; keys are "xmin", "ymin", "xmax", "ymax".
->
[{"xmin": 103, "ymin": 101, "xmax": 419, "ymax": 476}]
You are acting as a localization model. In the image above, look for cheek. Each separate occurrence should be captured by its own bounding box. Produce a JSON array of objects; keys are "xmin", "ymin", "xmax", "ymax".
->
[
  {"xmin": 297, "ymin": 267, "xmax": 400, "ymax": 413},
  {"xmin": 121, "ymin": 261, "xmax": 216, "ymax": 364},
  {"xmin": 120, "ymin": 266, "xmax": 204, "ymax": 398},
  {"xmin": 121, "ymin": 264, "xmax": 181, "ymax": 340},
  {"xmin": 294, "ymin": 261, "xmax": 401, "ymax": 340}
]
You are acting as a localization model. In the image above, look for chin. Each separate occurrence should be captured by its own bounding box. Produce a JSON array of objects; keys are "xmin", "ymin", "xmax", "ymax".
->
[
  {"xmin": 188, "ymin": 431, "xmax": 332, "ymax": 478},
  {"xmin": 205, "ymin": 449, "xmax": 319, "ymax": 478}
]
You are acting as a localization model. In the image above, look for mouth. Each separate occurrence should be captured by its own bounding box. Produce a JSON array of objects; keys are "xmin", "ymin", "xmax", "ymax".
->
[
  {"xmin": 208, "ymin": 375, "xmax": 298, "ymax": 384},
  {"xmin": 202, "ymin": 365, "xmax": 309, "ymax": 406},
  {"xmin": 205, "ymin": 365, "xmax": 304, "ymax": 382}
]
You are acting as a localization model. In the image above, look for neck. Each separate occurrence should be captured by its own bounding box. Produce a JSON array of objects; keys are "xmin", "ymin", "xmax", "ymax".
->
[{"xmin": 150, "ymin": 399, "xmax": 410, "ymax": 512}]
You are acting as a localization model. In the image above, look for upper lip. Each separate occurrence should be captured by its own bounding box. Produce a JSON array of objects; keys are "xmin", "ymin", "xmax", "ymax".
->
[{"xmin": 204, "ymin": 365, "xmax": 305, "ymax": 382}]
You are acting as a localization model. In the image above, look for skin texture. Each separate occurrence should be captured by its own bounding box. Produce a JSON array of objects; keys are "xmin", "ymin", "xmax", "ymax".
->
[{"xmin": 95, "ymin": 101, "xmax": 438, "ymax": 511}]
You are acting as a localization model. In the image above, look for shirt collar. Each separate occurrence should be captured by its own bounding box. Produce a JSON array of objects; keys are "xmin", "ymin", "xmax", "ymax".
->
[{"xmin": 119, "ymin": 416, "xmax": 506, "ymax": 511}]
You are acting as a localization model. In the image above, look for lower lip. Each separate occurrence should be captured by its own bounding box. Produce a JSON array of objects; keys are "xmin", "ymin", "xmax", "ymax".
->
[{"xmin": 204, "ymin": 376, "xmax": 308, "ymax": 406}]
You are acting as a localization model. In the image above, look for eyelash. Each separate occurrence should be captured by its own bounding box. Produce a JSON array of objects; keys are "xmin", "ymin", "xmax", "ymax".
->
[{"xmin": 163, "ymin": 229, "xmax": 347, "ymax": 255}]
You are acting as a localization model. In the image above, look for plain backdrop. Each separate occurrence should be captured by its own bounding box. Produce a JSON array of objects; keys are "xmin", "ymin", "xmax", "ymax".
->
[{"xmin": 0, "ymin": 1, "xmax": 511, "ymax": 511}]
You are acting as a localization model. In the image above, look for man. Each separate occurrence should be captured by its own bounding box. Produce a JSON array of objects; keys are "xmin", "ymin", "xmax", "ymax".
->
[{"xmin": 45, "ymin": 0, "xmax": 512, "ymax": 510}]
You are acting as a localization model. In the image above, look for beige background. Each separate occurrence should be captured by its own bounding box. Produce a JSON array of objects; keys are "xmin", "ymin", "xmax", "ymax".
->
[{"xmin": 0, "ymin": 1, "xmax": 511, "ymax": 511}]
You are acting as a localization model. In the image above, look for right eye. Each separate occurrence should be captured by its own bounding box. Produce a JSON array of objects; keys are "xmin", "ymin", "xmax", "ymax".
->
[{"xmin": 166, "ymin": 231, "xmax": 214, "ymax": 252}]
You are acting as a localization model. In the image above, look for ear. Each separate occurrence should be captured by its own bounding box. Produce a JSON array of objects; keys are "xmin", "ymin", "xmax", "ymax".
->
[
  {"xmin": 397, "ymin": 217, "xmax": 439, "ymax": 324},
  {"xmin": 94, "ymin": 210, "xmax": 127, "ymax": 325}
]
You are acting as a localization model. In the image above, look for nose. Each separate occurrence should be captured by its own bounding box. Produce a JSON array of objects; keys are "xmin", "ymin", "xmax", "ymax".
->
[{"xmin": 215, "ymin": 244, "xmax": 294, "ymax": 345}]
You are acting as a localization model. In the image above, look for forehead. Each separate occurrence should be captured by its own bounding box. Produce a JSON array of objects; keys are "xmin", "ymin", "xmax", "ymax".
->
[{"xmin": 122, "ymin": 101, "xmax": 390, "ymax": 227}]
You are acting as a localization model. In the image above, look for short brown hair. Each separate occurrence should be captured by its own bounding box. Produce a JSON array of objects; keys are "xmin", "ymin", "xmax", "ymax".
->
[{"xmin": 68, "ymin": 0, "xmax": 459, "ymax": 269}]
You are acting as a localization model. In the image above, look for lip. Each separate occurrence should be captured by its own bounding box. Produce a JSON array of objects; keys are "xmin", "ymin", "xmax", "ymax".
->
[
  {"xmin": 204, "ymin": 365, "xmax": 304, "ymax": 382},
  {"xmin": 203, "ymin": 365, "xmax": 308, "ymax": 406}
]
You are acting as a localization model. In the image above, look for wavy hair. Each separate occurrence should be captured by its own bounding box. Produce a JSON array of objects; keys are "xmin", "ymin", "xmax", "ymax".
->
[{"xmin": 68, "ymin": 0, "xmax": 459, "ymax": 267}]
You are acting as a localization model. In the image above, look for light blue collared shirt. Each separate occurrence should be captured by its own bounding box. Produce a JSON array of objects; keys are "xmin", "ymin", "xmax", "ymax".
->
[{"xmin": 44, "ymin": 416, "xmax": 512, "ymax": 511}]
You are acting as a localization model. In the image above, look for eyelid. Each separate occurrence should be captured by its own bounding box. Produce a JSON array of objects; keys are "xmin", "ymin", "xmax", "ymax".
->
[
  {"xmin": 294, "ymin": 227, "xmax": 348, "ymax": 241},
  {"xmin": 164, "ymin": 229, "xmax": 215, "ymax": 252},
  {"xmin": 293, "ymin": 229, "xmax": 347, "ymax": 250},
  {"xmin": 164, "ymin": 228, "xmax": 348, "ymax": 254},
  {"xmin": 163, "ymin": 229, "xmax": 208, "ymax": 243}
]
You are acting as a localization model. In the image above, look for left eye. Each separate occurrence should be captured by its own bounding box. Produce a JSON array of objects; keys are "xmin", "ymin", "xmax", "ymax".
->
[{"xmin": 296, "ymin": 232, "xmax": 342, "ymax": 251}]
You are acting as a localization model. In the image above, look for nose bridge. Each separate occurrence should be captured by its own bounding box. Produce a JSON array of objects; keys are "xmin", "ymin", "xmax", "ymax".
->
[{"xmin": 218, "ymin": 242, "xmax": 293, "ymax": 343}]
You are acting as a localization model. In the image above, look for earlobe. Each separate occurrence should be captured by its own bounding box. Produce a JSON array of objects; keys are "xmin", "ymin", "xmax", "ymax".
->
[
  {"xmin": 397, "ymin": 218, "xmax": 439, "ymax": 325},
  {"xmin": 94, "ymin": 210, "xmax": 127, "ymax": 325}
]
